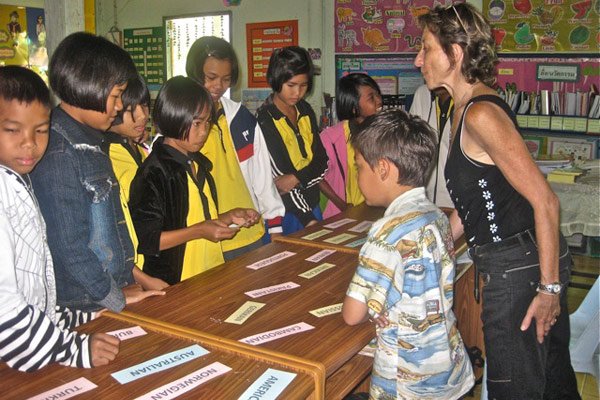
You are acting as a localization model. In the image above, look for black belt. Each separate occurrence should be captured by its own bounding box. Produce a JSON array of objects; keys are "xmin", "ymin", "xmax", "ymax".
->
[{"xmin": 468, "ymin": 228, "xmax": 536, "ymax": 303}]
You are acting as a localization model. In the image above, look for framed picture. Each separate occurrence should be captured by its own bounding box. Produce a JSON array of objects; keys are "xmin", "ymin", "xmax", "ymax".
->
[
  {"xmin": 523, "ymin": 135, "xmax": 545, "ymax": 158},
  {"xmin": 548, "ymin": 137, "xmax": 595, "ymax": 163}
]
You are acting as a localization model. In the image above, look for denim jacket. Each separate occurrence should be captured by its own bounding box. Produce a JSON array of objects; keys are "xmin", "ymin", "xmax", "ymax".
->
[{"xmin": 31, "ymin": 107, "xmax": 134, "ymax": 312}]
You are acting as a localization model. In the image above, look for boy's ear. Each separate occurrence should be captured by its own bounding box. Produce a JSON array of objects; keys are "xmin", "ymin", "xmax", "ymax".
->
[{"xmin": 377, "ymin": 158, "xmax": 390, "ymax": 181}]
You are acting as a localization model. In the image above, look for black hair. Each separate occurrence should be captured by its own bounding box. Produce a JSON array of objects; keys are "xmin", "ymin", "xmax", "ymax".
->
[
  {"xmin": 267, "ymin": 46, "xmax": 314, "ymax": 93},
  {"xmin": 336, "ymin": 73, "xmax": 381, "ymax": 121},
  {"xmin": 112, "ymin": 74, "xmax": 150, "ymax": 126},
  {"xmin": 0, "ymin": 66, "xmax": 50, "ymax": 108},
  {"xmin": 49, "ymin": 32, "xmax": 137, "ymax": 112},
  {"xmin": 351, "ymin": 109, "xmax": 436, "ymax": 187},
  {"xmin": 9, "ymin": 11, "xmax": 19, "ymax": 19},
  {"xmin": 152, "ymin": 76, "xmax": 214, "ymax": 140},
  {"xmin": 186, "ymin": 36, "xmax": 239, "ymax": 87}
]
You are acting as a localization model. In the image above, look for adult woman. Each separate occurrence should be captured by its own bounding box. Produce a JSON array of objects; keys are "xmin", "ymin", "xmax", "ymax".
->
[{"xmin": 415, "ymin": 4, "xmax": 579, "ymax": 399}]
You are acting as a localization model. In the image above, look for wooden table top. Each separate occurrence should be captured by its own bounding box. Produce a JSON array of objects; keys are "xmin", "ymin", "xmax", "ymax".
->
[
  {"xmin": 0, "ymin": 316, "xmax": 315, "ymax": 400},
  {"xmin": 124, "ymin": 242, "xmax": 375, "ymax": 380},
  {"xmin": 274, "ymin": 203, "xmax": 386, "ymax": 254}
]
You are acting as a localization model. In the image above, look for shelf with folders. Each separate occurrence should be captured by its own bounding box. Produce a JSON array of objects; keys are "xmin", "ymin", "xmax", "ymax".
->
[{"xmin": 502, "ymin": 89, "xmax": 600, "ymax": 135}]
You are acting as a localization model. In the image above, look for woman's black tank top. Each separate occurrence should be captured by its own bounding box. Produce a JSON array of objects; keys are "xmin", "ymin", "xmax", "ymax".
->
[{"xmin": 444, "ymin": 95, "xmax": 534, "ymax": 246}]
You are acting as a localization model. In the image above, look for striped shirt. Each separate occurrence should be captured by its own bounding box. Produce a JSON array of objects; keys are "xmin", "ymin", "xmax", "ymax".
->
[{"xmin": 0, "ymin": 166, "xmax": 92, "ymax": 371}]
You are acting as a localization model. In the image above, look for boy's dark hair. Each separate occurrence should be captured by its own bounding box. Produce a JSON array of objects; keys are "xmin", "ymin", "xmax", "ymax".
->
[
  {"xmin": 112, "ymin": 74, "xmax": 150, "ymax": 126},
  {"xmin": 336, "ymin": 73, "xmax": 381, "ymax": 121},
  {"xmin": 351, "ymin": 109, "xmax": 436, "ymax": 187},
  {"xmin": 49, "ymin": 32, "xmax": 137, "ymax": 112},
  {"xmin": 152, "ymin": 76, "xmax": 214, "ymax": 141},
  {"xmin": 0, "ymin": 66, "xmax": 50, "ymax": 108},
  {"xmin": 186, "ymin": 36, "xmax": 239, "ymax": 87},
  {"xmin": 267, "ymin": 46, "xmax": 314, "ymax": 93}
]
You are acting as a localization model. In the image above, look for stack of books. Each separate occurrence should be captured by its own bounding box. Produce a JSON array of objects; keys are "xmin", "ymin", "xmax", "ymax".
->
[{"xmin": 546, "ymin": 167, "xmax": 584, "ymax": 184}]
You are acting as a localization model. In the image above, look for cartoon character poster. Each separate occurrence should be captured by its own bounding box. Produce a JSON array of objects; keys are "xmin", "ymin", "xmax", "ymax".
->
[
  {"xmin": 334, "ymin": 0, "xmax": 464, "ymax": 53},
  {"xmin": 0, "ymin": 5, "xmax": 28, "ymax": 65},
  {"xmin": 484, "ymin": 0, "xmax": 599, "ymax": 53},
  {"xmin": 26, "ymin": 8, "xmax": 47, "ymax": 69}
]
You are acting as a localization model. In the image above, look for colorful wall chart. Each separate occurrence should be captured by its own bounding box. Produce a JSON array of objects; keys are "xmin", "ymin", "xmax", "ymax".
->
[
  {"xmin": 246, "ymin": 20, "xmax": 298, "ymax": 88},
  {"xmin": 0, "ymin": 5, "xmax": 46, "ymax": 71},
  {"xmin": 484, "ymin": 0, "xmax": 600, "ymax": 53},
  {"xmin": 334, "ymin": 0, "xmax": 463, "ymax": 54}
]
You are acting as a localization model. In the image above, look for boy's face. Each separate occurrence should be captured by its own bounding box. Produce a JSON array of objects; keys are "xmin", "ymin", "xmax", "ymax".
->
[
  {"xmin": 355, "ymin": 151, "xmax": 386, "ymax": 207},
  {"xmin": 80, "ymin": 83, "xmax": 127, "ymax": 131},
  {"xmin": 202, "ymin": 56, "xmax": 233, "ymax": 103},
  {"xmin": 112, "ymin": 104, "xmax": 149, "ymax": 143},
  {"xmin": 0, "ymin": 99, "xmax": 50, "ymax": 175}
]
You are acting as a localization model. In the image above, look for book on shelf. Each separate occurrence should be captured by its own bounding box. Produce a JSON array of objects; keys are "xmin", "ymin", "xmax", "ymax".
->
[{"xmin": 547, "ymin": 167, "xmax": 584, "ymax": 184}]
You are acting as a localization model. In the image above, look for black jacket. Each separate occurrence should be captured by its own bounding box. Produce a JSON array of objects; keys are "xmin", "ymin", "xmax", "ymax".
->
[{"xmin": 129, "ymin": 138, "xmax": 217, "ymax": 284}]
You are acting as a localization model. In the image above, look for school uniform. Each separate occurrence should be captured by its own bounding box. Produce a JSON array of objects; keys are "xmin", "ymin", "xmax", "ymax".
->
[
  {"xmin": 103, "ymin": 132, "xmax": 147, "ymax": 268},
  {"xmin": 201, "ymin": 97, "xmax": 284, "ymax": 257},
  {"xmin": 257, "ymin": 99, "xmax": 328, "ymax": 234},
  {"xmin": 129, "ymin": 138, "xmax": 223, "ymax": 285},
  {"xmin": 320, "ymin": 119, "xmax": 364, "ymax": 219}
]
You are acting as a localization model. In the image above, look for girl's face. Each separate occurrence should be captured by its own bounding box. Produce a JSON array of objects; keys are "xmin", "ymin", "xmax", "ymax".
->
[
  {"xmin": 170, "ymin": 106, "xmax": 212, "ymax": 154},
  {"xmin": 202, "ymin": 57, "xmax": 232, "ymax": 103},
  {"xmin": 112, "ymin": 104, "xmax": 149, "ymax": 143},
  {"xmin": 275, "ymin": 73, "xmax": 309, "ymax": 108},
  {"xmin": 356, "ymin": 85, "xmax": 382, "ymax": 122},
  {"xmin": 414, "ymin": 28, "xmax": 453, "ymax": 90},
  {"xmin": 79, "ymin": 83, "xmax": 126, "ymax": 131}
]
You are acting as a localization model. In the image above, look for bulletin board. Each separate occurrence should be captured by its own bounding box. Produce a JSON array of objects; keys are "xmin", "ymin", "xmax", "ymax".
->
[
  {"xmin": 334, "ymin": 0, "xmax": 463, "ymax": 54},
  {"xmin": 484, "ymin": 0, "xmax": 600, "ymax": 53},
  {"xmin": 335, "ymin": 54, "xmax": 422, "ymax": 98},
  {"xmin": 245, "ymin": 20, "xmax": 298, "ymax": 88},
  {"xmin": 124, "ymin": 27, "xmax": 165, "ymax": 86}
]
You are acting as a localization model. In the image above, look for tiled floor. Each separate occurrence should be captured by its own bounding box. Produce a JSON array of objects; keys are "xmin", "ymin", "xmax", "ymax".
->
[{"xmin": 465, "ymin": 254, "xmax": 600, "ymax": 399}]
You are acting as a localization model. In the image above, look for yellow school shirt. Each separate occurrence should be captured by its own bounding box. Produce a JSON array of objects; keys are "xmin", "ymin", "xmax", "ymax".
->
[
  {"xmin": 273, "ymin": 108, "xmax": 315, "ymax": 171},
  {"xmin": 343, "ymin": 121, "xmax": 364, "ymax": 206},
  {"xmin": 181, "ymin": 164, "xmax": 224, "ymax": 280},
  {"xmin": 201, "ymin": 111, "xmax": 264, "ymax": 252},
  {"xmin": 109, "ymin": 142, "xmax": 147, "ymax": 268}
]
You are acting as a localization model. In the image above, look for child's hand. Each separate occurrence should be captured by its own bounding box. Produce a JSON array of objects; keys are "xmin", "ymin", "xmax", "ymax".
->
[
  {"xmin": 223, "ymin": 208, "xmax": 260, "ymax": 228},
  {"xmin": 141, "ymin": 275, "xmax": 169, "ymax": 291},
  {"xmin": 306, "ymin": 220, "xmax": 318, "ymax": 227},
  {"xmin": 123, "ymin": 283, "xmax": 165, "ymax": 304},
  {"xmin": 192, "ymin": 220, "xmax": 238, "ymax": 242},
  {"xmin": 90, "ymin": 333, "xmax": 120, "ymax": 366},
  {"xmin": 274, "ymin": 174, "xmax": 300, "ymax": 194},
  {"xmin": 372, "ymin": 314, "xmax": 389, "ymax": 328}
]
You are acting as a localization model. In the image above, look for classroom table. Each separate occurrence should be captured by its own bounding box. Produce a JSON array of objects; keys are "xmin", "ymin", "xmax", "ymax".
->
[
  {"xmin": 123, "ymin": 242, "xmax": 376, "ymax": 398},
  {"xmin": 275, "ymin": 203, "xmax": 484, "ymax": 379},
  {"xmin": 0, "ymin": 315, "xmax": 317, "ymax": 400},
  {"xmin": 273, "ymin": 203, "xmax": 385, "ymax": 254}
]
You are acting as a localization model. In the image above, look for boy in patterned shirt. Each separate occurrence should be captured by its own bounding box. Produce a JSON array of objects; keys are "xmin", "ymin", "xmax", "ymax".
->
[{"xmin": 342, "ymin": 109, "xmax": 474, "ymax": 399}]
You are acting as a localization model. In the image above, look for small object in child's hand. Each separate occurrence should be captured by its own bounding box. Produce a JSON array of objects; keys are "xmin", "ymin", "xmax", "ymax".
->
[{"xmin": 229, "ymin": 223, "xmax": 240, "ymax": 229}]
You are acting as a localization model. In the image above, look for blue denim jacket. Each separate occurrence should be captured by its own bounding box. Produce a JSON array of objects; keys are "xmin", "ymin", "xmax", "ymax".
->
[{"xmin": 31, "ymin": 107, "xmax": 134, "ymax": 312}]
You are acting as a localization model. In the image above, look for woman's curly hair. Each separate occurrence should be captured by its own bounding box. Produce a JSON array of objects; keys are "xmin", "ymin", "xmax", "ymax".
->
[{"xmin": 418, "ymin": 3, "xmax": 498, "ymax": 87}]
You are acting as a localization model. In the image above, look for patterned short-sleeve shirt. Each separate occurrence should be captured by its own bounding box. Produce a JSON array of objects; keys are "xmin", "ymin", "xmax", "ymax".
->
[{"xmin": 347, "ymin": 188, "xmax": 474, "ymax": 399}]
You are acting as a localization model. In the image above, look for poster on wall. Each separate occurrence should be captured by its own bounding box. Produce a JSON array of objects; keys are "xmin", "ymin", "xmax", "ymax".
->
[
  {"xmin": 336, "ymin": 55, "xmax": 422, "ymax": 97},
  {"xmin": 334, "ymin": 0, "xmax": 463, "ymax": 54},
  {"xmin": 124, "ymin": 27, "xmax": 165, "ymax": 87},
  {"xmin": 246, "ymin": 20, "xmax": 298, "ymax": 88},
  {"xmin": 484, "ymin": 0, "xmax": 599, "ymax": 53},
  {"xmin": 0, "ymin": 5, "xmax": 28, "ymax": 66}
]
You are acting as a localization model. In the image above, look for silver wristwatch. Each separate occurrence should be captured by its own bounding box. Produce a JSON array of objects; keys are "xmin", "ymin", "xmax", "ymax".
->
[{"xmin": 536, "ymin": 282, "xmax": 564, "ymax": 295}]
